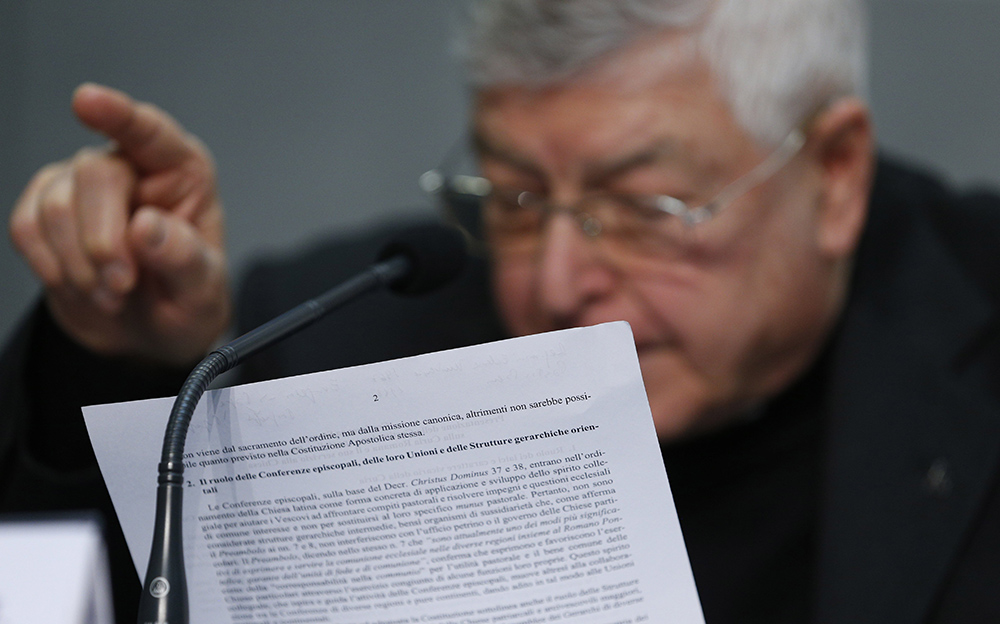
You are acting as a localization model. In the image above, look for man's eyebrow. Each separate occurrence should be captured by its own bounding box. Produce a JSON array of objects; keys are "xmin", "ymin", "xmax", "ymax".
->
[
  {"xmin": 470, "ymin": 131, "xmax": 683, "ymax": 185},
  {"xmin": 584, "ymin": 138, "xmax": 680, "ymax": 185},
  {"xmin": 471, "ymin": 131, "xmax": 543, "ymax": 178}
]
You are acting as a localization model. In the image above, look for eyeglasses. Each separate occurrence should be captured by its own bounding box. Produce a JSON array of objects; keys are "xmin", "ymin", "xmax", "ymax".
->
[{"xmin": 420, "ymin": 128, "xmax": 806, "ymax": 261}]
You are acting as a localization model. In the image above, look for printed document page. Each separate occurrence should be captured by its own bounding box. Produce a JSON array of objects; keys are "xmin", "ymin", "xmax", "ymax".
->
[{"xmin": 83, "ymin": 321, "xmax": 704, "ymax": 624}]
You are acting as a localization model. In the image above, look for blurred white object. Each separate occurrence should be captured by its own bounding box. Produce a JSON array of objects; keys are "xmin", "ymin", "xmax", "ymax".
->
[{"xmin": 0, "ymin": 516, "xmax": 113, "ymax": 624}]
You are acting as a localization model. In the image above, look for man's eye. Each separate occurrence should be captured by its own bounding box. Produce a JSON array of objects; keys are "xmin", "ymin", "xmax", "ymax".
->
[
  {"xmin": 490, "ymin": 192, "xmax": 523, "ymax": 210},
  {"xmin": 490, "ymin": 187, "xmax": 536, "ymax": 209},
  {"xmin": 611, "ymin": 194, "xmax": 679, "ymax": 219}
]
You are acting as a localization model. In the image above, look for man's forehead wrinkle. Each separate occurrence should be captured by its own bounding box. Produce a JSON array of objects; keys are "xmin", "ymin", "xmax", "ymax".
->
[{"xmin": 471, "ymin": 50, "xmax": 727, "ymax": 188}]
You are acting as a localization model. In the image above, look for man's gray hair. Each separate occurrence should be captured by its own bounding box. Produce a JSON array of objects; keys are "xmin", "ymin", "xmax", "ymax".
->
[{"xmin": 457, "ymin": 0, "xmax": 869, "ymax": 146}]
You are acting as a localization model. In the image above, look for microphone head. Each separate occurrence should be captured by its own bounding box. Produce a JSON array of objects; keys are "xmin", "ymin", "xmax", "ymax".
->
[{"xmin": 377, "ymin": 224, "xmax": 469, "ymax": 295}]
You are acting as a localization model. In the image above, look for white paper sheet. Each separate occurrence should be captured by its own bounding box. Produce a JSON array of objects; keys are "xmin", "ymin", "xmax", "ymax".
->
[
  {"xmin": 84, "ymin": 321, "xmax": 703, "ymax": 624},
  {"xmin": 0, "ymin": 517, "xmax": 113, "ymax": 624}
]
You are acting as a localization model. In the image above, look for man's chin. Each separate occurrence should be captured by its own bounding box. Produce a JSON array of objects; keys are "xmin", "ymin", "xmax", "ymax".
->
[{"xmin": 636, "ymin": 350, "xmax": 738, "ymax": 441}]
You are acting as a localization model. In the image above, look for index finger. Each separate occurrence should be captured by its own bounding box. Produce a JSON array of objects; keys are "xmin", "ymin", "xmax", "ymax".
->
[{"xmin": 71, "ymin": 83, "xmax": 203, "ymax": 173}]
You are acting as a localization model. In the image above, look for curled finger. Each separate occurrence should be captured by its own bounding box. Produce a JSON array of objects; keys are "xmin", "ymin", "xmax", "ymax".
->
[
  {"xmin": 74, "ymin": 147, "xmax": 138, "ymax": 298},
  {"xmin": 9, "ymin": 163, "xmax": 67, "ymax": 287},
  {"xmin": 36, "ymin": 167, "xmax": 103, "ymax": 297}
]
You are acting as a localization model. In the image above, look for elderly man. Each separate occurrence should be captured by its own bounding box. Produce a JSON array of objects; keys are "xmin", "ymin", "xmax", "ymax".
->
[{"xmin": 3, "ymin": 1, "xmax": 999, "ymax": 623}]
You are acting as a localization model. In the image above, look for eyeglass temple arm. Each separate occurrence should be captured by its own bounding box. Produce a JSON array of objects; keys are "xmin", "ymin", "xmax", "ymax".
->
[{"xmin": 690, "ymin": 129, "xmax": 807, "ymax": 222}]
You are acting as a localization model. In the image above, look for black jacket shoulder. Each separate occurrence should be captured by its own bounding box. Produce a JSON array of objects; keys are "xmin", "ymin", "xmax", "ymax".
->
[{"xmin": 870, "ymin": 157, "xmax": 1000, "ymax": 305}]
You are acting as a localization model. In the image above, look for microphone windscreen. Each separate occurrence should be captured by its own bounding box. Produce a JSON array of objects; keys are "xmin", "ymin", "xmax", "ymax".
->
[{"xmin": 377, "ymin": 224, "xmax": 468, "ymax": 295}]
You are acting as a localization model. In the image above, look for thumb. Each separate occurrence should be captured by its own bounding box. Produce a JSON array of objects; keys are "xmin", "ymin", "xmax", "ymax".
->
[{"xmin": 129, "ymin": 206, "xmax": 227, "ymax": 302}]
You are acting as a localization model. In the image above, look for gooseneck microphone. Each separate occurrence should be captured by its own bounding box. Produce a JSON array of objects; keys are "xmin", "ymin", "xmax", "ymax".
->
[{"xmin": 136, "ymin": 224, "xmax": 467, "ymax": 624}]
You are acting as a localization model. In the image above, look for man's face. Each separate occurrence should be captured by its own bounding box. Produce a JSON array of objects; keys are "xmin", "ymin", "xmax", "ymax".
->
[{"xmin": 473, "ymin": 37, "xmax": 854, "ymax": 439}]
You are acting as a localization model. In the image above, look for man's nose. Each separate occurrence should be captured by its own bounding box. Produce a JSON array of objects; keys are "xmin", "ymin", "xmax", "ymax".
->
[{"xmin": 534, "ymin": 212, "xmax": 615, "ymax": 320}]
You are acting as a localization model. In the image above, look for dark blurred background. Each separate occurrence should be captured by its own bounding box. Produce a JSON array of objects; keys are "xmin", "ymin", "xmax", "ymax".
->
[{"xmin": 3, "ymin": 0, "xmax": 999, "ymax": 340}]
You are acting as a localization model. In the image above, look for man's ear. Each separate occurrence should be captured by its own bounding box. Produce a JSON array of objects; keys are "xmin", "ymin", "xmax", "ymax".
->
[{"xmin": 808, "ymin": 97, "xmax": 875, "ymax": 259}]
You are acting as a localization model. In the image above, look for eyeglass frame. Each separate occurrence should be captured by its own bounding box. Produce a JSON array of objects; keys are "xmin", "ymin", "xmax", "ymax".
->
[{"xmin": 420, "ymin": 127, "xmax": 807, "ymax": 252}]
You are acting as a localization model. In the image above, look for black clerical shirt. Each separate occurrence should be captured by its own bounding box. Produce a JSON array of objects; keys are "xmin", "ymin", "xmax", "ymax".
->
[{"xmin": 662, "ymin": 349, "xmax": 828, "ymax": 624}]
